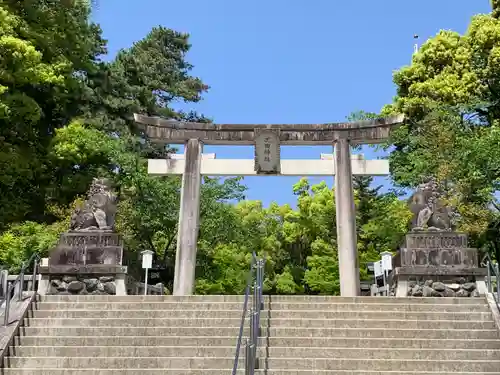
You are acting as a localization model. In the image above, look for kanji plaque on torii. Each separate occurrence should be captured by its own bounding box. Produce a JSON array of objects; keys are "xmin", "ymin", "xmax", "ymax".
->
[{"xmin": 254, "ymin": 129, "xmax": 280, "ymax": 174}]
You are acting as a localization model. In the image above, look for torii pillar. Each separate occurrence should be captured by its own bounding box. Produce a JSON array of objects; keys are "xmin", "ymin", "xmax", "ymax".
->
[{"xmin": 334, "ymin": 138, "xmax": 360, "ymax": 296}]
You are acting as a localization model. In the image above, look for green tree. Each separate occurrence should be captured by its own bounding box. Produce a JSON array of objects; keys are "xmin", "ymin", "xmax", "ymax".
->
[
  {"xmin": 0, "ymin": 0, "xmax": 104, "ymax": 227},
  {"xmin": 382, "ymin": 4, "xmax": 500, "ymax": 233},
  {"xmin": 353, "ymin": 176, "xmax": 411, "ymax": 279},
  {"xmin": 0, "ymin": 0, "xmax": 210, "ymax": 231},
  {"xmin": 296, "ymin": 178, "xmax": 410, "ymax": 294},
  {"xmin": 50, "ymin": 121, "xmax": 248, "ymax": 289},
  {"xmin": 0, "ymin": 199, "xmax": 78, "ymax": 272},
  {"xmin": 48, "ymin": 26, "xmax": 210, "ymax": 214},
  {"xmin": 0, "ymin": 1, "xmax": 240, "ymax": 287}
]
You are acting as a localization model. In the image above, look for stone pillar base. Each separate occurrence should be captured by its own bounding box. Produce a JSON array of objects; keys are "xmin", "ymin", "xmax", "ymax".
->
[
  {"xmin": 476, "ymin": 280, "xmax": 488, "ymax": 296},
  {"xmin": 115, "ymin": 274, "xmax": 127, "ymax": 295},
  {"xmin": 37, "ymin": 275, "xmax": 50, "ymax": 296},
  {"xmin": 395, "ymin": 280, "xmax": 408, "ymax": 297}
]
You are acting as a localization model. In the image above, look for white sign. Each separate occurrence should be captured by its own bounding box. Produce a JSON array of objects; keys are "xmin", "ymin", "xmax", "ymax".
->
[
  {"xmin": 374, "ymin": 260, "xmax": 384, "ymax": 277},
  {"xmin": 254, "ymin": 129, "xmax": 280, "ymax": 174},
  {"xmin": 381, "ymin": 251, "xmax": 393, "ymax": 271},
  {"xmin": 141, "ymin": 250, "xmax": 153, "ymax": 269}
]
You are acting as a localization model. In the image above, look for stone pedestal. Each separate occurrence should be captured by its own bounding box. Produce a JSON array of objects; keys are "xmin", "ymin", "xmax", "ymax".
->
[
  {"xmin": 48, "ymin": 232, "xmax": 123, "ymax": 266},
  {"xmin": 38, "ymin": 231, "xmax": 127, "ymax": 296},
  {"xmin": 391, "ymin": 231, "xmax": 486, "ymax": 298}
]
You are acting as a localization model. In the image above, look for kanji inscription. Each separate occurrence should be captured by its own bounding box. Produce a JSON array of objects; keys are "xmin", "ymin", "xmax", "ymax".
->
[{"xmin": 254, "ymin": 129, "xmax": 280, "ymax": 174}]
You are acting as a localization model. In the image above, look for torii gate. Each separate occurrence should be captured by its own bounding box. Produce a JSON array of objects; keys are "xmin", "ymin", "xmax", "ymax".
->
[{"xmin": 134, "ymin": 114, "xmax": 404, "ymax": 297}]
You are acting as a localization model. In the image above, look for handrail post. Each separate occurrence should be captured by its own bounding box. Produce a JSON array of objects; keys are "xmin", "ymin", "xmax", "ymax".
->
[
  {"xmin": 495, "ymin": 262, "xmax": 500, "ymax": 303},
  {"xmin": 259, "ymin": 259, "xmax": 264, "ymax": 310},
  {"xmin": 31, "ymin": 258, "xmax": 38, "ymax": 292},
  {"xmin": 251, "ymin": 254, "xmax": 257, "ymax": 373},
  {"xmin": 256, "ymin": 260, "xmax": 261, "ymax": 311},
  {"xmin": 244, "ymin": 338, "xmax": 251, "ymax": 375},
  {"xmin": 248, "ymin": 307, "xmax": 255, "ymax": 375},
  {"xmin": 0, "ymin": 270, "xmax": 7, "ymax": 300},
  {"xmin": 253, "ymin": 277, "xmax": 258, "ymax": 338},
  {"xmin": 3, "ymin": 284, "xmax": 11, "ymax": 326},
  {"xmin": 3, "ymin": 254, "xmax": 39, "ymax": 326},
  {"xmin": 488, "ymin": 261, "xmax": 492, "ymax": 293},
  {"xmin": 18, "ymin": 268, "xmax": 24, "ymax": 301},
  {"xmin": 249, "ymin": 308, "xmax": 254, "ymax": 348}
]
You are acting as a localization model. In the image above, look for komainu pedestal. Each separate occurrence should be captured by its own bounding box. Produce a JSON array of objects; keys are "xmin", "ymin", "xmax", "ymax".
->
[
  {"xmin": 40, "ymin": 232, "xmax": 127, "ymax": 296},
  {"xmin": 391, "ymin": 179, "xmax": 486, "ymax": 297},
  {"xmin": 48, "ymin": 232, "xmax": 123, "ymax": 267},
  {"xmin": 38, "ymin": 178, "xmax": 128, "ymax": 296},
  {"xmin": 400, "ymin": 231, "xmax": 477, "ymax": 269},
  {"xmin": 392, "ymin": 231, "xmax": 485, "ymax": 297}
]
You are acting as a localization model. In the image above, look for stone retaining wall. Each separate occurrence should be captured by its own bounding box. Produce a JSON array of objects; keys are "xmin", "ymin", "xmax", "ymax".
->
[
  {"xmin": 48, "ymin": 275, "xmax": 117, "ymax": 295},
  {"xmin": 407, "ymin": 279, "xmax": 480, "ymax": 297}
]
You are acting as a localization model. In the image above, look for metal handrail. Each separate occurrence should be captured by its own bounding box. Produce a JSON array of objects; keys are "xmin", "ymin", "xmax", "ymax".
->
[
  {"xmin": 3, "ymin": 253, "xmax": 40, "ymax": 326},
  {"xmin": 232, "ymin": 252, "xmax": 265, "ymax": 375},
  {"xmin": 485, "ymin": 253, "xmax": 500, "ymax": 309}
]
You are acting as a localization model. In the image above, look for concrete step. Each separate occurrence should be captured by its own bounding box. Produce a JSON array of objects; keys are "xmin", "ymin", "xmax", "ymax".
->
[
  {"xmin": 36, "ymin": 295, "xmax": 487, "ymax": 304},
  {"xmin": 10, "ymin": 346, "xmax": 500, "ymax": 360},
  {"xmin": 262, "ymin": 358, "xmax": 500, "ymax": 371},
  {"xmin": 6, "ymin": 357, "xmax": 240, "ymax": 369},
  {"xmin": 22, "ymin": 317, "xmax": 496, "ymax": 330},
  {"xmin": 5, "ymin": 371, "xmax": 500, "ymax": 375},
  {"xmin": 29, "ymin": 309, "xmax": 495, "ymax": 321},
  {"xmin": 20, "ymin": 326, "xmax": 500, "ymax": 339},
  {"xmin": 6, "ymin": 357, "xmax": 500, "ymax": 371},
  {"xmin": 33, "ymin": 301, "xmax": 491, "ymax": 312},
  {"xmin": 14, "ymin": 335, "xmax": 500, "ymax": 349}
]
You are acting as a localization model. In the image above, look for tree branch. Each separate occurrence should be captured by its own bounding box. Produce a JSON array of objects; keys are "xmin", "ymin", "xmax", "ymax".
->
[
  {"xmin": 162, "ymin": 230, "xmax": 177, "ymax": 263},
  {"xmin": 492, "ymin": 200, "xmax": 500, "ymax": 213}
]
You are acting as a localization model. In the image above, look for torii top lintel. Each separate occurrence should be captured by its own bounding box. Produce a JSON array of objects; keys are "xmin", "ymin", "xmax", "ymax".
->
[{"xmin": 133, "ymin": 113, "xmax": 405, "ymax": 146}]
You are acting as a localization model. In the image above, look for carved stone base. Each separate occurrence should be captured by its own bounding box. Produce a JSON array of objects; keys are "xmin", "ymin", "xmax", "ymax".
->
[
  {"xmin": 42, "ymin": 231, "xmax": 127, "ymax": 296},
  {"xmin": 396, "ymin": 232, "xmax": 477, "ymax": 268},
  {"xmin": 391, "ymin": 232, "xmax": 486, "ymax": 297},
  {"xmin": 406, "ymin": 231, "xmax": 468, "ymax": 249},
  {"xmin": 49, "ymin": 232, "xmax": 123, "ymax": 266}
]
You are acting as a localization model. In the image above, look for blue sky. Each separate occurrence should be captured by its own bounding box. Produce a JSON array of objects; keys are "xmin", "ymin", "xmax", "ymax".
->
[{"xmin": 93, "ymin": 0, "xmax": 491, "ymax": 206}]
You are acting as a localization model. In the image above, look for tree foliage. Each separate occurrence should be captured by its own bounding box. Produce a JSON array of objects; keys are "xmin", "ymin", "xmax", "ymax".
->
[
  {"xmin": 193, "ymin": 177, "xmax": 410, "ymax": 295},
  {"xmin": 382, "ymin": 4, "xmax": 500, "ymax": 236},
  {"xmin": 0, "ymin": 0, "xmax": 104, "ymax": 226}
]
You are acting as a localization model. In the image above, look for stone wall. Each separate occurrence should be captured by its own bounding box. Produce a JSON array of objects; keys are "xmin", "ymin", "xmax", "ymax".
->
[
  {"xmin": 49, "ymin": 275, "xmax": 117, "ymax": 295},
  {"xmin": 406, "ymin": 279, "xmax": 480, "ymax": 297}
]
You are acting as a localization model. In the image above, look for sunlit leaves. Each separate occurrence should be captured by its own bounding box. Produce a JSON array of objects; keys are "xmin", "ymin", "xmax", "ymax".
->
[{"xmin": 387, "ymin": 7, "xmax": 500, "ymax": 233}]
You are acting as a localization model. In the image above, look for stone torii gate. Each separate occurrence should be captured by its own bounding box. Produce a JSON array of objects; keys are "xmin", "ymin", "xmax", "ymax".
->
[{"xmin": 134, "ymin": 113, "xmax": 404, "ymax": 297}]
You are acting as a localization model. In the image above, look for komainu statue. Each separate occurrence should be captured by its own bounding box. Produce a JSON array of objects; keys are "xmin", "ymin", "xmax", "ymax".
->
[
  {"xmin": 408, "ymin": 178, "xmax": 454, "ymax": 232},
  {"xmin": 70, "ymin": 177, "xmax": 118, "ymax": 232}
]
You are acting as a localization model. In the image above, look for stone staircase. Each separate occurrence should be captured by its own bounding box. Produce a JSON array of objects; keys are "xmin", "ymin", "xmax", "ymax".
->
[{"xmin": 2, "ymin": 295, "xmax": 500, "ymax": 374}]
